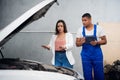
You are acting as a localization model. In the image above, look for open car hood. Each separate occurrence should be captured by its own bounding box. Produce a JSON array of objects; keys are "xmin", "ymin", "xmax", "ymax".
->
[
  {"xmin": 0, "ymin": 58, "xmax": 84, "ymax": 80},
  {"xmin": 0, "ymin": 0, "xmax": 58, "ymax": 47}
]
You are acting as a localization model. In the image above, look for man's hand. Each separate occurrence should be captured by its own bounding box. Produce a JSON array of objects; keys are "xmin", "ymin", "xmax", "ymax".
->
[
  {"xmin": 90, "ymin": 36, "xmax": 107, "ymax": 46},
  {"xmin": 90, "ymin": 41, "xmax": 98, "ymax": 46},
  {"xmin": 76, "ymin": 37, "xmax": 86, "ymax": 47}
]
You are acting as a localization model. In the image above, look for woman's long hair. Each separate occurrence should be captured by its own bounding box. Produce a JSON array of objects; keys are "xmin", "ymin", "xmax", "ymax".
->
[{"xmin": 55, "ymin": 20, "xmax": 68, "ymax": 35}]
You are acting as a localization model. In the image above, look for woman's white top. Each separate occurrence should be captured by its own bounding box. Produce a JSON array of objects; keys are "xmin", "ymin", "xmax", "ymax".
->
[{"xmin": 48, "ymin": 32, "xmax": 75, "ymax": 65}]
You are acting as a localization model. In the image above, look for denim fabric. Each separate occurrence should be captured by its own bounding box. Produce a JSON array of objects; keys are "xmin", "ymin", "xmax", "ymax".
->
[
  {"xmin": 55, "ymin": 51, "xmax": 73, "ymax": 69},
  {"xmin": 81, "ymin": 25, "xmax": 104, "ymax": 80}
]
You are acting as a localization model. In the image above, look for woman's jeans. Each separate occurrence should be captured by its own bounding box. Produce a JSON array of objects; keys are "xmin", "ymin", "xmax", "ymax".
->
[{"xmin": 55, "ymin": 51, "xmax": 73, "ymax": 69}]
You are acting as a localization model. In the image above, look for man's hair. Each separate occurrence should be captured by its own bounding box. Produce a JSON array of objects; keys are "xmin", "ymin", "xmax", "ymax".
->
[{"xmin": 82, "ymin": 13, "xmax": 91, "ymax": 18}]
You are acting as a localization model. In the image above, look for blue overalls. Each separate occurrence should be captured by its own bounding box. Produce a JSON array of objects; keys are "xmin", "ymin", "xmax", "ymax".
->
[{"xmin": 81, "ymin": 25, "xmax": 104, "ymax": 80}]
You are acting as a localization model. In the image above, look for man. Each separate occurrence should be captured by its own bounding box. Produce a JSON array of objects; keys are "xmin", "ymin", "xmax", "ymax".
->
[{"xmin": 76, "ymin": 13, "xmax": 107, "ymax": 80}]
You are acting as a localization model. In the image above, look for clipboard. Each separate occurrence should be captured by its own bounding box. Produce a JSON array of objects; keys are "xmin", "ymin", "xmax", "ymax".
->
[{"xmin": 85, "ymin": 36, "xmax": 97, "ymax": 44}]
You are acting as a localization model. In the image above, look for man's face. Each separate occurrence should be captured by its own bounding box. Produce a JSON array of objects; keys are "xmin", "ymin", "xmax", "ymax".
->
[{"xmin": 82, "ymin": 17, "xmax": 91, "ymax": 27}]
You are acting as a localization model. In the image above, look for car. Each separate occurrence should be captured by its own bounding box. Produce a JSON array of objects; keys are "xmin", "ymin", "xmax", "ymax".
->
[
  {"xmin": 0, "ymin": 58, "xmax": 83, "ymax": 80},
  {"xmin": 0, "ymin": 0, "xmax": 84, "ymax": 80}
]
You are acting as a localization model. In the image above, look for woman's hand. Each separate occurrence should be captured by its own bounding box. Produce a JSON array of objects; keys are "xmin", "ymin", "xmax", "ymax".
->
[
  {"xmin": 41, "ymin": 45, "xmax": 50, "ymax": 50},
  {"xmin": 59, "ymin": 45, "xmax": 66, "ymax": 51}
]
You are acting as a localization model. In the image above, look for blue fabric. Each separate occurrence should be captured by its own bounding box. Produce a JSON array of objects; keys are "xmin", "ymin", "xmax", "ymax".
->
[
  {"xmin": 81, "ymin": 24, "xmax": 104, "ymax": 80},
  {"xmin": 55, "ymin": 51, "xmax": 73, "ymax": 69}
]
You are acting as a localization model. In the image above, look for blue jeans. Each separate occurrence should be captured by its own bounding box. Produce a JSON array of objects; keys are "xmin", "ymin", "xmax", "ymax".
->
[{"xmin": 55, "ymin": 51, "xmax": 73, "ymax": 69}]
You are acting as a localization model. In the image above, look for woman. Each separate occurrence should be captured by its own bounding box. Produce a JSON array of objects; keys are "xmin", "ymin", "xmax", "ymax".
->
[{"xmin": 42, "ymin": 20, "xmax": 75, "ymax": 68}]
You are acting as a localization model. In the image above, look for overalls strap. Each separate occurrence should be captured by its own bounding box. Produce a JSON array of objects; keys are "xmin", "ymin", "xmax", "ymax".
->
[
  {"xmin": 93, "ymin": 24, "xmax": 97, "ymax": 37},
  {"xmin": 82, "ymin": 24, "xmax": 97, "ymax": 37},
  {"xmin": 82, "ymin": 26, "xmax": 85, "ymax": 37}
]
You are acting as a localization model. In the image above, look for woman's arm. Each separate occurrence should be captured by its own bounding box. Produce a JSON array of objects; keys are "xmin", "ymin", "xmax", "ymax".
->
[
  {"xmin": 41, "ymin": 35, "xmax": 54, "ymax": 50},
  {"xmin": 41, "ymin": 45, "xmax": 50, "ymax": 50}
]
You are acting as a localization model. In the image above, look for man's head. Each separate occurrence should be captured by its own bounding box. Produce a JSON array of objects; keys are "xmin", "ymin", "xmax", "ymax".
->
[{"xmin": 82, "ymin": 13, "xmax": 92, "ymax": 27}]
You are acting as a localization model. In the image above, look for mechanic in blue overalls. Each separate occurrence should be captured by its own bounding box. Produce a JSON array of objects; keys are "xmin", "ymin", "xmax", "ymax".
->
[{"xmin": 76, "ymin": 13, "xmax": 107, "ymax": 80}]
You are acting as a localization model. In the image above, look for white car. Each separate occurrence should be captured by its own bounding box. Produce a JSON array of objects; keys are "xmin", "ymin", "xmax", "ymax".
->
[
  {"xmin": 0, "ymin": 58, "xmax": 83, "ymax": 80},
  {"xmin": 0, "ymin": 0, "xmax": 84, "ymax": 80}
]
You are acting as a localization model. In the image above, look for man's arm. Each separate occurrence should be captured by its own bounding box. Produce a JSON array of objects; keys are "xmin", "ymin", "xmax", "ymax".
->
[
  {"xmin": 97, "ymin": 36, "xmax": 107, "ymax": 45},
  {"xmin": 76, "ymin": 37, "xmax": 85, "ymax": 47},
  {"xmin": 90, "ymin": 36, "xmax": 107, "ymax": 46}
]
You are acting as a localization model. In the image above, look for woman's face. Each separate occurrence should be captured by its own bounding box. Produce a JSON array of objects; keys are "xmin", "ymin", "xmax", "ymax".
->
[{"xmin": 57, "ymin": 22, "xmax": 64, "ymax": 33}]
